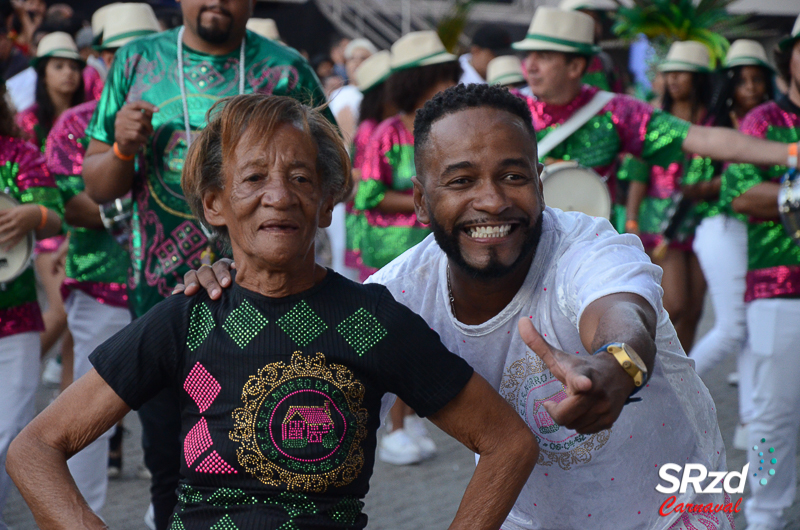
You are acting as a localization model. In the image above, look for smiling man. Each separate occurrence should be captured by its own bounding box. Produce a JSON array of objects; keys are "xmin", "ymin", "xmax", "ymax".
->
[
  {"xmin": 80, "ymin": 0, "xmax": 328, "ymax": 527},
  {"xmin": 182, "ymin": 84, "xmax": 735, "ymax": 528}
]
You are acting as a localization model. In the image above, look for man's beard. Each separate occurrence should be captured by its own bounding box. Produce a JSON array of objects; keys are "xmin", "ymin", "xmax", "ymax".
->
[
  {"xmin": 196, "ymin": 8, "xmax": 233, "ymax": 45},
  {"xmin": 430, "ymin": 210, "xmax": 543, "ymax": 281}
]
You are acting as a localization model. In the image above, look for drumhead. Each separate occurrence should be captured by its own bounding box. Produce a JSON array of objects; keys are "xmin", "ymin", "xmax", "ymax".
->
[
  {"xmin": 0, "ymin": 192, "xmax": 34, "ymax": 283},
  {"xmin": 541, "ymin": 162, "xmax": 611, "ymax": 219}
]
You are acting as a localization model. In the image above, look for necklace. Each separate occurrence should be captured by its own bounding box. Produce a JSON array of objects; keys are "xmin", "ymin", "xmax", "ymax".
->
[
  {"xmin": 446, "ymin": 264, "xmax": 457, "ymax": 319},
  {"xmin": 176, "ymin": 26, "xmax": 246, "ymax": 149},
  {"xmin": 176, "ymin": 26, "xmax": 246, "ymax": 262}
]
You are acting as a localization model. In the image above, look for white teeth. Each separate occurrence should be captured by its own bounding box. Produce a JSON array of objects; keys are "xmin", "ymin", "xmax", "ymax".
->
[{"xmin": 467, "ymin": 224, "xmax": 512, "ymax": 238}]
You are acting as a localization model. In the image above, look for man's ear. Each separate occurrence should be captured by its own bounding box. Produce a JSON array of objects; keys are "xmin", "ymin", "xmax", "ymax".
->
[
  {"xmin": 412, "ymin": 176, "xmax": 430, "ymax": 225},
  {"xmin": 202, "ymin": 188, "xmax": 226, "ymax": 229},
  {"xmin": 318, "ymin": 194, "xmax": 334, "ymax": 229},
  {"xmin": 566, "ymin": 55, "xmax": 587, "ymax": 81}
]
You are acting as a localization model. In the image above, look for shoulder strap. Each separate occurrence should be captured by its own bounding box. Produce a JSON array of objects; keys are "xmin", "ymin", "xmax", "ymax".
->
[{"xmin": 537, "ymin": 90, "xmax": 616, "ymax": 159}]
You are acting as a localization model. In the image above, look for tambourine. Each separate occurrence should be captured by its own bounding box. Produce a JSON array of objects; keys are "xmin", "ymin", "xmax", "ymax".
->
[
  {"xmin": 779, "ymin": 168, "xmax": 800, "ymax": 247},
  {"xmin": 0, "ymin": 192, "xmax": 34, "ymax": 283},
  {"xmin": 541, "ymin": 161, "xmax": 612, "ymax": 219},
  {"xmin": 99, "ymin": 194, "xmax": 133, "ymax": 250}
]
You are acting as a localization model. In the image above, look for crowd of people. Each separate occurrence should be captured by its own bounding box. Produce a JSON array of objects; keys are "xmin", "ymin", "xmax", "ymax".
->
[{"xmin": 1, "ymin": 0, "xmax": 800, "ymax": 529}]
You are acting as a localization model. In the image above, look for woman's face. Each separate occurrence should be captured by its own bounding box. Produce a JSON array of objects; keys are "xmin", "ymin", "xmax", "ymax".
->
[
  {"xmin": 733, "ymin": 66, "xmax": 768, "ymax": 113},
  {"xmin": 45, "ymin": 58, "xmax": 81, "ymax": 98},
  {"xmin": 665, "ymin": 71, "xmax": 694, "ymax": 102},
  {"xmin": 207, "ymin": 122, "xmax": 333, "ymax": 271}
]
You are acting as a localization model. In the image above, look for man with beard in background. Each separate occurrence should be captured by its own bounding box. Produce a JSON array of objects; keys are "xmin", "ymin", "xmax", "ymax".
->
[{"xmin": 81, "ymin": 0, "xmax": 328, "ymax": 527}]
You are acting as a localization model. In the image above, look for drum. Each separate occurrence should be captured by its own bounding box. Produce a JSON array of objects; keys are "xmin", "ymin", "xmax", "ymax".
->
[
  {"xmin": 99, "ymin": 194, "xmax": 133, "ymax": 249},
  {"xmin": 0, "ymin": 192, "xmax": 34, "ymax": 283},
  {"xmin": 540, "ymin": 161, "xmax": 611, "ymax": 219},
  {"xmin": 779, "ymin": 169, "xmax": 800, "ymax": 247}
]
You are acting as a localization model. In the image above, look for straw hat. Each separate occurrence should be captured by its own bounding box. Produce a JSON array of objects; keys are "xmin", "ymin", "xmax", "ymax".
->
[
  {"xmin": 97, "ymin": 4, "xmax": 160, "ymax": 51},
  {"xmin": 32, "ymin": 32, "xmax": 84, "ymax": 68},
  {"xmin": 355, "ymin": 50, "xmax": 391, "ymax": 93},
  {"xmin": 512, "ymin": 7, "xmax": 600, "ymax": 56},
  {"xmin": 91, "ymin": 2, "xmax": 121, "ymax": 45},
  {"xmin": 724, "ymin": 39, "xmax": 774, "ymax": 71},
  {"xmin": 487, "ymin": 55, "xmax": 525, "ymax": 86},
  {"xmin": 345, "ymin": 38, "xmax": 378, "ymax": 60},
  {"xmin": 778, "ymin": 14, "xmax": 800, "ymax": 51},
  {"xmin": 559, "ymin": 0, "xmax": 616, "ymax": 11},
  {"xmin": 247, "ymin": 18, "xmax": 281, "ymax": 41},
  {"xmin": 390, "ymin": 31, "xmax": 457, "ymax": 72},
  {"xmin": 658, "ymin": 41, "xmax": 711, "ymax": 73}
]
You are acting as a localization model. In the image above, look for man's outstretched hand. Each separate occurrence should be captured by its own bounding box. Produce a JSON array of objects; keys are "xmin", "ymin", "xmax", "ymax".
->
[
  {"xmin": 172, "ymin": 259, "xmax": 235, "ymax": 299},
  {"xmin": 517, "ymin": 318, "xmax": 636, "ymax": 435}
]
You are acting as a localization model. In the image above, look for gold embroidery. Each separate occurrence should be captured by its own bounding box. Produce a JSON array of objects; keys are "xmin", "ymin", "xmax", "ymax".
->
[{"xmin": 230, "ymin": 352, "xmax": 368, "ymax": 492}]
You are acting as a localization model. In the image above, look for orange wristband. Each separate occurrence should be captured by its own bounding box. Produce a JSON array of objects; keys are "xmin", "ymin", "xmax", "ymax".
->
[
  {"xmin": 113, "ymin": 142, "xmax": 135, "ymax": 161},
  {"xmin": 625, "ymin": 219, "xmax": 639, "ymax": 232},
  {"xmin": 789, "ymin": 142, "xmax": 799, "ymax": 168},
  {"xmin": 37, "ymin": 204, "xmax": 47, "ymax": 230}
]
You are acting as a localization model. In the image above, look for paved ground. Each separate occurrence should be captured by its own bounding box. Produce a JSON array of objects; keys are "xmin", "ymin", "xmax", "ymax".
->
[{"xmin": 4, "ymin": 300, "xmax": 799, "ymax": 529}]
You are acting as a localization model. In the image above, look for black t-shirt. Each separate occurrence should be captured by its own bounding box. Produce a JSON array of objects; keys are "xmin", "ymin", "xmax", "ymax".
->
[{"xmin": 90, "ymin": 271, "xmax": 473, "ymax": 529}]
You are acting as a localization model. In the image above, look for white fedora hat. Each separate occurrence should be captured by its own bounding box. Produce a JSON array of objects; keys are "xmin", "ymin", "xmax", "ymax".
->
[
  {"xmin": 33, "ymin": 32, "xmax": 84, "ymax": 68},
  {"xmin": 779, "ymin": 14, "xmax": 800, "ymax": 51},
  {"xmin": 390, "ymin": 30, "xmax": 457, "ymax": 72},
  {"xmin": 345, "ymin": 38, "xmax": 378, "ymax": 60},
  {"xmin": 91, "ymin": 2, "xmax": 121, "ymax": 44},
  {"xmin": 487, "ymin": 55, "xmax": 525, "ymax": 86},
  {"xmin": 512, "ymin": 7, "xmax": 599, "ymax": 56},
  {"xmin": 355, "ymin": 50, "xmax": 391, "ymax": 93},
  {"xmin": 559, "ymin": 0, "xmax": 616, "ymax": 11},
  {"xmin": 724, "ymin": 39, "xmax": 774, "ymax": 71},
  {"xmin": 97, "ymin": 4, "xmax": 160, "ymax": 51},
  {"xmin": 658, "ymin": 41, "xmax": 711, "ymax": 73},
  {"xmin": 247, "ymin": 18, "xmax": 281, "ymax": 42}
]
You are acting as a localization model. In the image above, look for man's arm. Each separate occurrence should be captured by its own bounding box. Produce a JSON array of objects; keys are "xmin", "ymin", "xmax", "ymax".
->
[
  {"xmin": 82, "ymin": 101, "xmax": 158, "ymax": 204},
  {"xmin": 428, "ymin": 373, "xmax": 538, "ymax": 530},
  {"xmin": 683, "ymin": 125, "xmax": 797, "ymax": 169},
  {"xmin": 732, "ymin": 181, "xmax": 780, "ymax": 219},
  {"xmin": 7, "ymin": 370, "xmax": 131, "ymax": 530},
  {"xmin": 63, "ymin": 193, "xmax": 104, "ymax": 229}
]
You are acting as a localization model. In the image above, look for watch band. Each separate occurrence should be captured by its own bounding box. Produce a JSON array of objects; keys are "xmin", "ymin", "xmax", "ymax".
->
[{"xmin": 594, "ymin": 342, "xmax": 649, "ymax": 403}]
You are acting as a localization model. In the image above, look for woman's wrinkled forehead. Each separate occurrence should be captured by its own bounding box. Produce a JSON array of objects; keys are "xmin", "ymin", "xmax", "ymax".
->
[{"xmin": 222, "ymin": 116, "xmax": 310, "ymax": 166}]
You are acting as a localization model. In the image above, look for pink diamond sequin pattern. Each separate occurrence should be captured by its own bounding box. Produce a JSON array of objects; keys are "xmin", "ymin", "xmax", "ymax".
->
[
  {"xmin": 195, "ymin": 451, "xmax": 237, "ymax": 474},
  {"xmin": 184, "ymin": 417, "xmax": 213, "ymax": 467},
  {"xmin": 183, "ymin": 362, "xmax": 236, "ymax": 474},
  {"xmin": 184, "ymin": 362, "xmax": 221, "ymax": 413}
]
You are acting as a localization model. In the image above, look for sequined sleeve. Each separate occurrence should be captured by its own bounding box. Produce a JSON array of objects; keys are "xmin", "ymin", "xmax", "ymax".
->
[
  {"xmin": 14, "ymin": 140, "xmax": 62, "ymax": 213},
  {"xmin": 46, "ymin": 102, "xmax": 94, "ymax": 196},
  {"xmin": 353, "ymin": 122, "xmax": 395, "ymax": 211},
  {"xmin": 639, "ymin": 110, "xmax": 691, "ymax": 168},
  {"xmin": 15, "ymin": 106, "xmax": 40, "ymax": 148},
  {"xmin": 85, "ymin": 49, "xmax": 136, "ymax": 146},
  {"xmin": 616, "ymin": 155, "xmax": 649, "ymax": 183}
]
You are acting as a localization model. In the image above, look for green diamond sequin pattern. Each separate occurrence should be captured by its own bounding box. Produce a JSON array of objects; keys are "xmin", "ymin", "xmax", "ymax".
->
[
  {"xmin": 168, "ymin": 515, "xmax": 186, "ymax": 530},
  {"xmin": 187, "ymin": 303, "xmax": 215, "ymax": 351},
  {"xmin": 328, "ymin": 497, "xmax": 364, "ymax": 526},
  {"xmin": 337, "ymin": 308, "xmax": 387, "ymax": 356},
  {"xmin": 207, "ymin": 488, "xmax": 258, "ymax": 507},
  {"xmin": 276, "ymin": 301, "xmax": 328, "ymax": 347},
  {"xmin": 222, "ymin": 299, "xmax": 269, "ymax": 349},
  {"xmin": 209, "ymin": 514, "xmax": 239, "ymax": 530}
]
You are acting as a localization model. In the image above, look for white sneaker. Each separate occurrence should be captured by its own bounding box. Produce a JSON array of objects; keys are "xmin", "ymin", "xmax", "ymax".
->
[
  {"xmin": 378, "ymin": 429, "xmax": 423, "ymax": 465},
  {"xmin": 727, "ymin": 372, "xmax": 740, "ymax": 386},
  {"xmin": 41, "ymin": 356, "xmax": 62, "ymax": 385},
  {"xmin": 733, "ymin": 424, "xmax": 749, "ymax": 451},
  {"xmin": 144, "ymin": 503, "xmax": 156, "ymax": 530},
  {"xmin": 404, "ymin": 415, "xmax": 437, "ymax": 460}
]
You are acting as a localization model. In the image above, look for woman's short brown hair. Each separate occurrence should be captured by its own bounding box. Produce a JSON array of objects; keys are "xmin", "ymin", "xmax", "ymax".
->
[{"xmin": 182, "ymin": 94, "xmax": 352, "ymax": 247}]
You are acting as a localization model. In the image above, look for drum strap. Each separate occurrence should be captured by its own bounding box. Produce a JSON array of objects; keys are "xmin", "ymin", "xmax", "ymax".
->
[{"xmin": 537, "ymin": 90, "xmax": 616, "ymax": 159}]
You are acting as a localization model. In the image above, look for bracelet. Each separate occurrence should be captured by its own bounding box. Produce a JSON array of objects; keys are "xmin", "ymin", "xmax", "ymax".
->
[
  {"xmin": 113, "ymin": 142, "xmax": 135, "ymax": 162},
  {"xmin": 37, "ymin": 204, "xmax": 47, "ymax": 230},
  {"xmin": 625, "ymin": 219, "xmax": 639, "ymax": 232},
  {"xmin": 788, "ymin": 142, "xmax": 799, "ymax": 168}
]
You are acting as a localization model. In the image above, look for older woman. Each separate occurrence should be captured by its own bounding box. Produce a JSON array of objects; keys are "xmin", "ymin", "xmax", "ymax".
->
[{"xmin": 8, "ymin": 94, "xmax": 538, "ymax": 530}]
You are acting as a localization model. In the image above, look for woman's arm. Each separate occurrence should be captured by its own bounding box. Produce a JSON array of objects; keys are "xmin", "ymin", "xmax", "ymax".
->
[
  {"xmin": 64, "ymin": 192, "xmax": 104, "ymax": 229},
  {"xmin": 732, "ymin": 181, "xmax": 780, "ymax": 219},
  {"xmin": 428, "ymin": 373, "xmax": 538, "ymax": 530},
  {"xmin": 7, "ymin": 370, "xmax": 131, "ymax": 530},
  {"xmin": 375, "ymin": 190, "xmax": 416, "ymax": 214},
  {"xmin": 625, "ymin": 181, "xmax": 647, "ymax": 234}
]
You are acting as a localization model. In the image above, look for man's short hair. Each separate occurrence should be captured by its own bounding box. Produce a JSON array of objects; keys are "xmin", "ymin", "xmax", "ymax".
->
[{"xmin": 413, "ymin": 83, "xmax": 536, "ymax": 175}]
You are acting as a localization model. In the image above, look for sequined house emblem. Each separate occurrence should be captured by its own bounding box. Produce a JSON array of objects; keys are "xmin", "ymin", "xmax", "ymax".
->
[
  {"xmin": 231, "ymin": 352, "xmax": 368, "ymax": 492},
  {"xmin": 500, "ymin": 351, "xmax": 610, "ymax": 470}
]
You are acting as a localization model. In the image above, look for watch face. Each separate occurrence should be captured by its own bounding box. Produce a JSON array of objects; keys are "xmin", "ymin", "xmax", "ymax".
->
[{"xmin": 623, "ymin": 345, "xmax": 647, "ymax": 373}]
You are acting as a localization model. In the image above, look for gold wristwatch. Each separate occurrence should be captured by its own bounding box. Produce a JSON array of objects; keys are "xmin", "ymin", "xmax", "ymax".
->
[{"xmin": 598, "ymin": 343, "xmax": 648, "ymax": 391}]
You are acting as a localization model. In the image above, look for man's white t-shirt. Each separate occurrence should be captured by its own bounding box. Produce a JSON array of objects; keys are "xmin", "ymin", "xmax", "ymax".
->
[{"xmin": 369, "ymin": 208, "xmax": 733, "ymax": 530}]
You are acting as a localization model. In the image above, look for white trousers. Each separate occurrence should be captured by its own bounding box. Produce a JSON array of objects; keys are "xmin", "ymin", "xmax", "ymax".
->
[
  {"xmin": 690, "ymin": 215, "xmax": 755, "ymax": 423},
  {"xmin": 744, "ymin": 298, "xmax": 800, "ymax": 529},
  {"xmin": 0, "ymin": 332, "xmax": 41, "ymax": 530},
  {"xmin": 64, "ymin": 291, "xmax": 131, "ymax": 514}
]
